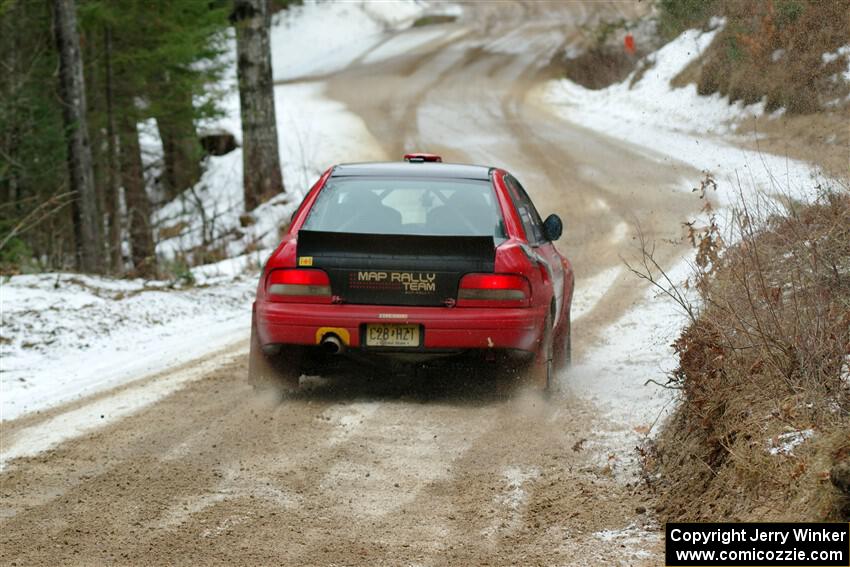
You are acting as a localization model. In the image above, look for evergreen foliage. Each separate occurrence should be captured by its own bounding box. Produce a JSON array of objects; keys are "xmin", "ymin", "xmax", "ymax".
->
[{"xmin": 0, "ymin": 0, "xmax": 231, "ymax": 274}]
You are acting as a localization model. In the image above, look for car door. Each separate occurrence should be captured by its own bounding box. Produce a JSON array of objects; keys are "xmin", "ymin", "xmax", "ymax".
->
[{"xmin": 504, "ymin": 175, "xmax": 565, "ymax": 324}]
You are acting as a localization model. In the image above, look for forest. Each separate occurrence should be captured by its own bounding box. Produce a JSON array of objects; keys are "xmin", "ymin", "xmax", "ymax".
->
[{"xmin": 0, "ymin": 0, "xmax": 292, "ymax": 277}]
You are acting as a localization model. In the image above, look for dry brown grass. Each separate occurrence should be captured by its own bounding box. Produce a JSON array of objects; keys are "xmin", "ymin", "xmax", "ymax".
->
[
  {"xmin": 681, "ymin": 0, "xmax": 850, "ymax": 113},
  {"xmin": 643, "ymin": 189, "xmax": 850, "ymax": 521},
  {"xmin": 557, "ymin": 46, "xmax": 643, "ymax": 90}
]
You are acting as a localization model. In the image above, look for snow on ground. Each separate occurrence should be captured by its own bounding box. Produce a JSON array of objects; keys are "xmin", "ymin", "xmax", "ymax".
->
[
  {"xmin": 559, "ymin": 258, "xmax": 696, "ymax": 486},
  {"xmin": 539, "ymin": 24, "xmax": 834, "ymax": 212},
  {"xmin": 570, "ymin": 266, "xmax": 623, "ymax": 321},
  {"xmin": 270, "ymin": 0, "xmax": 425, "ymax": 81},
  {"xmin": 0, "ymin": 345, "xmax": 247, "ymax": 468},
  {"xmin": 822, "ymin": 44, "xmax": 850, "ymax": 85},
  {"xmin": 0, "ymin": 268, "xmax": 257, "ymax": 421},
  {"xmin": 564, "ymin": 261, "xmax": 692, "ymax": 432},
  {"xmin": 592, "ymin": 522, "xmax": 660, "ymax": 562},
  {"xmin": 481, "ymin": 466, "xmax": 541, "ymax": 539},
  {"xmin": 1, "ymin": 2, "xmax": 404, "ymax": 422}
]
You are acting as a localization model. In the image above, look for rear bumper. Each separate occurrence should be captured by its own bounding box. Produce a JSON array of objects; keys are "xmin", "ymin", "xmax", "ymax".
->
[{"xmin": 255, "ymin": 301, "xmax": 545, "ymax": 352}]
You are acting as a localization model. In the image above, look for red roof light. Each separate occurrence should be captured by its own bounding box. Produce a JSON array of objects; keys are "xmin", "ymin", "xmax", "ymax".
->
[{"xmin": 404, "ymin": 153, "xmax": 442, "ymax": 163}]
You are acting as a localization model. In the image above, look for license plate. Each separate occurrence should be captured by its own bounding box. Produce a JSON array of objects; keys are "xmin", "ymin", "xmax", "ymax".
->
[{"xmin": 365, "ymin": 324, "xmax": 420, "ymax": 347}]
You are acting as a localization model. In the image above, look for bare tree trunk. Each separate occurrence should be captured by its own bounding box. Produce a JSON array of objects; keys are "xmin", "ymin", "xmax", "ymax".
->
[
  {"xmin": 119, "ymin": 114, "xmax": 155, "ymax": 277},
  {"xmin": 231, "ymin": 0, "xmax": 284, "ymax": 212},
  {"xmin": 103, "ymin": 25, "xmax": 123, "ymax": 274},
  {"xmin": 83, "ymin": 25, "xmax": 108, "ymax": 261},
  {"xmin": 52, "ymin": 0, "xmax": 103, "ymax": 273}
]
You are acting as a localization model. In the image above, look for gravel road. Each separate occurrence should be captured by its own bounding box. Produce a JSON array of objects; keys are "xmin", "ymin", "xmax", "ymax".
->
[{"xmin": 1, "ymin": 2, "xmax": 704, "ymax": 565}]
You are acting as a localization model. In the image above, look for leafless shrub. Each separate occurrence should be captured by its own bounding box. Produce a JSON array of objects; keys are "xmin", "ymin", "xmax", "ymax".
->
[{"xmin": 631, "ymin": 180, "xmax": 850, "ymax": 521}]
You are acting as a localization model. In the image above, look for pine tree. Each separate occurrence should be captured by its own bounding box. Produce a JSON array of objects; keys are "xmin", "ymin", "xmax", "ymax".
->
[
  {"xmin": 79, "ymin": 0, "xmax": 229, "ymax": 274},
  {"xmin": 0, "ymin": 1, "xmax": 74, "ymax": 271},
  {"xmin": 1, "ymin": 0, "xmax": 230, "ymax": 274}
]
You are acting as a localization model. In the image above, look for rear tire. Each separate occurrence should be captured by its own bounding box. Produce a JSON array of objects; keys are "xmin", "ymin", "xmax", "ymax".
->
[{"xmin": 248, "ymin": 318, "xmax": 301, "ymax": 392}]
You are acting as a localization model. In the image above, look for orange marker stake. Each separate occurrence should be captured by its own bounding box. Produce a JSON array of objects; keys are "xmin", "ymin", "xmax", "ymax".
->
[{"xmin": 624, "ymin": 33, "xmax": 636, "ymax": 55}]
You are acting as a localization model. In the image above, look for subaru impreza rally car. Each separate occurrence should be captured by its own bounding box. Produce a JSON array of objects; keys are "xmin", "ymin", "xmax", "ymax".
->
[{"xmin": 250, "ymin": 154, "xmax": 574, "ymax": 391}]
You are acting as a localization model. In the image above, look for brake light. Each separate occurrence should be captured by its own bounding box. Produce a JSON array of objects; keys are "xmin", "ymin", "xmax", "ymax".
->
[
  {"xmin": 266, "ymin": 269, "xmax": 331, "ymax": 303},
  {"xmin": 457, "ymin": 274, "xmax": 530, "ymax": 307}
]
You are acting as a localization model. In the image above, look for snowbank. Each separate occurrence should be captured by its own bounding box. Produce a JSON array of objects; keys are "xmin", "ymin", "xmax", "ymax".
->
[
  {"xmin": 539, "ymin": 25, "xmax": 832, "ymax": 210},
  {"xmin": 0, "ymin": 269, "xmax": 256, "ymax": 421}
]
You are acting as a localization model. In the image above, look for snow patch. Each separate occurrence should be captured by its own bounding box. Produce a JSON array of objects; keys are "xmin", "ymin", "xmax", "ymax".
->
[
  {"xmin": 155, "ymin": 467, "xmax": 300, "ymax": 531},
  {"xmin": 499, "ymin": 466, "xmax": 540, "ymax": 510},
  {"xmin": 321, "ymin": 403, "xmax": 379, "ymax": 447},
  {"xmin": 552, "ymin": 27, "xmax": 766, "ymax": 137},
  {"xmin": 767, "ymin": 429, "xmax": 815, "ymax": 456},
  {"xmin": 362, "ymin": 27, "xmax": 465, "ymax": 64},
  {"xmin": 822, "ymin": 44, "xmax": 850, "ymax": 83},
  {"xmin": 609, "ymin": 221, "xmax": 629, "ymax": 244},
  {"xmin": 481, "ymin": 465, "xmax": 540, "ymax": 540},
  {"xmin": 593, "ymin": 522, "xmax": 660, "ymax": 559}
]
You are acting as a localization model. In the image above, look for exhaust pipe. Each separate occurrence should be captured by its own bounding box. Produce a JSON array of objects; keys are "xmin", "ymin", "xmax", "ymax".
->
[
  {"xmin": 321, "ymin": 334, "xmax": 344, "ymax": 355},
  {"xmin": 262, "ymin": 344, "xmax": 281, "ymax": 356}
]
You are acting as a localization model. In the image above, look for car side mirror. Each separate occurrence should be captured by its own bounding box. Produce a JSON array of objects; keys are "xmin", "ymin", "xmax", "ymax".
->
[{"xmin": 542, "ymin": 214, "xmax": 563, "ymax": 241}]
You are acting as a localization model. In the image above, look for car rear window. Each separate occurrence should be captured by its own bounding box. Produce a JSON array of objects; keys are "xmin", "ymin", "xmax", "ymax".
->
[{"xmin": 302, "ymin": 177, "xmax": 506, "ymax": 242}]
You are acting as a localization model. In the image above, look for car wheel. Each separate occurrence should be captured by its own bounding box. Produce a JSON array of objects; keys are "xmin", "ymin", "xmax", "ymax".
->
[
  {"xmin": 248, "ymin": 317, "xmax": 301, "ymax": 392},
  {"xmin": 554, "ymin": 310, "xmax": 571, "ymax": 371},
  {"xmin": 529, "ymin": 312, "xmax": 554, "ymax": 393}
]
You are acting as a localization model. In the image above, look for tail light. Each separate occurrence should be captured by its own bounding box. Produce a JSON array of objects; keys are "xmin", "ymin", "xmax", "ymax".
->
[
  {"xmin": 266, "ymin": 269, "xmax": 331, "ymax": 303},
  {"xmin": 457, "ymin": 274, "xmax": 530, "ymax": 308}
]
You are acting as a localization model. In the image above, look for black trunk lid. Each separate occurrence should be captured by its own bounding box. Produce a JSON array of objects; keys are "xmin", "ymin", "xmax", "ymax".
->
[{"xmin": 296, "ymin": 230, "xmax": 495, "ymax": 307}]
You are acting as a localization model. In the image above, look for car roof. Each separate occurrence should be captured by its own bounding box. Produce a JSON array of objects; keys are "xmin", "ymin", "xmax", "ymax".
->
[{"xmin": 331, "ymin": 161, "xmax": 493, "ymax": 181}]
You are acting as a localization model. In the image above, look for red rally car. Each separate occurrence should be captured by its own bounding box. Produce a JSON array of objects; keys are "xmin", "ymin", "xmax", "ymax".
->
[{"xmin": 250, "ymin": 154, "xmax": 574, "ymax": 391}]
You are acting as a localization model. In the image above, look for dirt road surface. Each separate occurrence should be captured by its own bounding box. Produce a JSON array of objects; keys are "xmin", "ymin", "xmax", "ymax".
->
[{"xmin": 2, "ymin": 3, "xmax": 704, "ymax": 565}]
